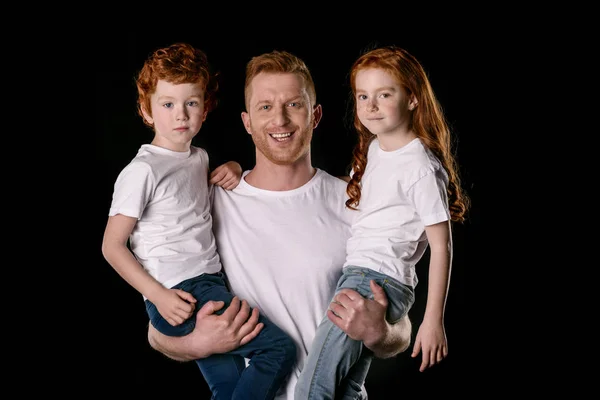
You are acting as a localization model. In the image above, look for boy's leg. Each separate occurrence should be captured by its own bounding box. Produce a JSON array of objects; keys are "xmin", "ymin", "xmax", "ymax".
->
[
  {"xmin": 227, "ymin": 314, "xmax": 297, "ymax": 399},
  {"xmin": 183, "ymin": 274, "xmax": 248, "ymax": 399},
  {"xmin": 186, "ymin": 273, "xmax": 296, "ymax": 399}
]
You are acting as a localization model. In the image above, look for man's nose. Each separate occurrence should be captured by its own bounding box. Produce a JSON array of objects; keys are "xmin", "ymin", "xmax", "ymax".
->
[{"xmin": 271, "ymin": 106, "xmax": 290, "ymax": 125}]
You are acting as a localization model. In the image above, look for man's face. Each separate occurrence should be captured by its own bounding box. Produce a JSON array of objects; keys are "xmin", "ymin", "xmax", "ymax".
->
[{"xmin": 241, "ymin": 72, "xmax": 321, "ymax": 166}]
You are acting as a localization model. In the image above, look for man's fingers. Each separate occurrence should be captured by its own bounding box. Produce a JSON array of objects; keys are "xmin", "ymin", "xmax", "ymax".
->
[
  {"xmin": 335, "ymin": 288, "xmax": 359, "ymax": 302},
  {"xmin": 220, "ymin": 296, "xmax": 241, "ymax": 321},
  {"xmin": 231, "ymin": 299, "xmax": 252, "ymax": 327},
  {"xmin": 238, "ymin": 307, "xmax": 262, "ymax": 345},
  {"xmin": 328, "ymin": 301, "xmax": 345, "ymax": 317},
  {"xmin": 369, "ymin": 280, "xmax": 388, "ymax": 307},
  {"xmin": 197, "ymin": 299, "xmax": 225, "ymax": 318},
  {"xmin": 240, "ymin": 322, "xmax": 264, "ymax": 346}
]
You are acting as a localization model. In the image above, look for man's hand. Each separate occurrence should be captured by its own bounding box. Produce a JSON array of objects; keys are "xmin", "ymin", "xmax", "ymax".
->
[
  {"xmin": 148, "ymin": 296, "xmax": 264, "ymax": 361},
  {"xmin": 327, "ymin": 280, "xmax": 411, "ymax": 358},
  {"xmin": 327, "ymin": 280, "xmax": 388, "ymax": 346}
]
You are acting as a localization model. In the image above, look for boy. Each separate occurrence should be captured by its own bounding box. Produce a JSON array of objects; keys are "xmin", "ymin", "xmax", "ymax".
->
[{"xmin": 101, "ymin": 43, "xmax": 296, "ymax": 399}]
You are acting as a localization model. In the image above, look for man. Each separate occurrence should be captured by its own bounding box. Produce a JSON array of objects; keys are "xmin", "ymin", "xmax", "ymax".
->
[{"xmin": 148, "ymin": 50, "xmax": 412, "ymax": 399}]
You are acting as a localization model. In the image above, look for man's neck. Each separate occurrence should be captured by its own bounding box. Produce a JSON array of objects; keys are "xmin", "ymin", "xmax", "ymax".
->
[{"xmin": 245, "ymin": 155, "xmax": 315, "ymax": 191}]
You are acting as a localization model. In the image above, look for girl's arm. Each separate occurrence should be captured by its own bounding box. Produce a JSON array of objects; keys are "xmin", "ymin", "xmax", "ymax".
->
[{"xmin": 411, "ymin": 220, "xmax": 452, "ymax": 371}]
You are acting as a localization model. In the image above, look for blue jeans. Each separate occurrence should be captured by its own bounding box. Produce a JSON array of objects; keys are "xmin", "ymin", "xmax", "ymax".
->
[
  {"xmin": 294, "ymin": 266, "xmax": 414, "ymax": 400},
  {"xmin": 146, "ymin": 272, "xmax": 297, "ymax": 400}
]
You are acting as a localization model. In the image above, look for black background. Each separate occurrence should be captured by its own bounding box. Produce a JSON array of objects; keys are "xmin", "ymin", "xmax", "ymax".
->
[{"xmin": 96, "ymin": 33, "xmax": 483, "ymax": 398}]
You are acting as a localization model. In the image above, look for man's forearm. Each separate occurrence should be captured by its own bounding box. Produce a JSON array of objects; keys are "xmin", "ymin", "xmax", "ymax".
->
[
  {"xmin": 366, "ymin": 316, "xmax": 412, "ymax": 358},
  {"xmin": 147, "ymin": 323, "xmax": 211, "ymax": 361}
]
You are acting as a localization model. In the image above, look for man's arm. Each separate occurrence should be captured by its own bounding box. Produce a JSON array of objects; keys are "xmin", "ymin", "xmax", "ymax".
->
[
  {"xmin": 327, "ymin": 280, "xmax": 411, "ymax": 358},
  {"xmin": 148, "ymin": 296, "xmax": 264, "ymax": 361}
]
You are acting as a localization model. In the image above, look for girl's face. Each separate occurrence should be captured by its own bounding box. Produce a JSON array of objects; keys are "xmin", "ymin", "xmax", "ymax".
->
[{"xmin": 355, "ymin": 68, "xmax": 415, "ymax": 139}]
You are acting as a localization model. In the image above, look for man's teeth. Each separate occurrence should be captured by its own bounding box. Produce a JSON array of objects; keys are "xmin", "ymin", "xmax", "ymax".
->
[
  {"xmin": 271, "ymin": 133, "xmax": 292, "ymax": 141},
  {"xmin": 271, "ymin": 133, "xmax": 291, "ymax": 138}
]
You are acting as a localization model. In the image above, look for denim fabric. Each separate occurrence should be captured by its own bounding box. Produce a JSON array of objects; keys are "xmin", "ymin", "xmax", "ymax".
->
[
  {"xmin": 146, "ymin": 273, "xmax": 296, "ymax": 399},
  {"xmin": 295, "ymin": 267, "xmax": 414, "ymax": 400}
]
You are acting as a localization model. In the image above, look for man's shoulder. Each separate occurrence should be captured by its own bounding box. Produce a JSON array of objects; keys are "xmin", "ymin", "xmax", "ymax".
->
[{"xmin": 315, "ymin": 169, "xmax": 347, "ymax": 190}]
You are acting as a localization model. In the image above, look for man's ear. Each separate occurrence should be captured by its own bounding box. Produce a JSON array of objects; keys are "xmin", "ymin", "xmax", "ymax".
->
[
  {"xmin": 312, "ymin": 104, "xmax": 323, "ymax": 129},
  {"xmin": 241, "ymin": 111, "xmax": 252, "ymax": 135}
]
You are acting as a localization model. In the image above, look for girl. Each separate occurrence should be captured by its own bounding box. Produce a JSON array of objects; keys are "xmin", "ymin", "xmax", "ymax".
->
[{"xmin": 295, "ymin": 46, "xmax": 470, "ymax": 400}]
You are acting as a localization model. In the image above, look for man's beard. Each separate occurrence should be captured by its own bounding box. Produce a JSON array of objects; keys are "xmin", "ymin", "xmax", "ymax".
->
[{"xmin": 252, "ymin": 127, "xmax": 312, "ymax": 165}]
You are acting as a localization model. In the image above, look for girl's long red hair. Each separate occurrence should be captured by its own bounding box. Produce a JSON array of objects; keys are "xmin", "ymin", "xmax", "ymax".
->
[{"xmin": 346, "ymin": 46, "xmax": 469, "ymax": 223}]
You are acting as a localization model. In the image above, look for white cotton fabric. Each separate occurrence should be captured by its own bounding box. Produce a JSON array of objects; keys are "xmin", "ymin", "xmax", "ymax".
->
[
  {"xmin": 211, "ymin": 169, "xmax": 355, "ymax": 399},
  {"xmin": 344, "ymin": 138, "xmax": 450, "ymax": 289},
  {"xmin": 109, "ymin": 145, "xmax": 221, "ymax": 295}
]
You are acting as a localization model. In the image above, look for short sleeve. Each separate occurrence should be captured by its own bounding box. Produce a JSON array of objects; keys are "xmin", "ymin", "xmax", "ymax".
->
[
  {"xmin": 407, "ymin": 169, "xmax": 450, "ymax": 226},
  {"xmin": 108, "ymin": 161, "xmax": 155, "ymax": 219}
]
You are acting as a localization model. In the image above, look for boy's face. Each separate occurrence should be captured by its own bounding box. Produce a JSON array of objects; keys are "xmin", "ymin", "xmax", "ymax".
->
[{"xmin": 142, "ymin": 80, "xmax": 207, "ymax": 152}]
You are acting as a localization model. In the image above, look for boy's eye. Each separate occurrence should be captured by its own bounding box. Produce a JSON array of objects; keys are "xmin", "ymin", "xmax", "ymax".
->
[
  {"xmin": 163, "ymin": 102, "xmax": 173, "ymax": 108},
  {"xmin": 187, "ymin": 101, "xmax": 199, "ymax": 107}
]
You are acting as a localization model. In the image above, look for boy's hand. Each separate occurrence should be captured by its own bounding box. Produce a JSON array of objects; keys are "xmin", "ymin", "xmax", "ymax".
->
[
  {"xmin": 209, "ymin": 161, "xmax": 242, "ymax": 190},
  {"xmin": 154, "ymin": 288, "xmax": 197, "ymax": 327}
]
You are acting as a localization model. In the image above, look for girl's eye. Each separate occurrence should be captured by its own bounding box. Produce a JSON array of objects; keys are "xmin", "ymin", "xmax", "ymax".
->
[{"xmin": 187, "ymin": 101, "xmax": 199, "ymax": 107}]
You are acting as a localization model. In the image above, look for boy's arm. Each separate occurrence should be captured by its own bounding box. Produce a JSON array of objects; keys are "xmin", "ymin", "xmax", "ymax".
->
[
  {"xmin": 101, "ymin": 214, "xmax": 166, "ymax": 301},
  {"xmin": 411, "ymin": 220, "xmax": 452, "ymax": 371},
  {"xmin": 209, "ymin": 161, "xmax": 242, "ymax": 190}
]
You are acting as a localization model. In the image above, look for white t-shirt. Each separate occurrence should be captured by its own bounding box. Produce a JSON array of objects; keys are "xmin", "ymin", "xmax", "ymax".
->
[
  {"xmin": 211, "ymin": 168, "xmax": 354, "ymax": 400},
  {"xmin": 109, "ymin": 144, "xmax": 221, "ymax": 293},
  {"xmin": 344, "ymin": 138, "xmax": 450, "ymax": 288}
]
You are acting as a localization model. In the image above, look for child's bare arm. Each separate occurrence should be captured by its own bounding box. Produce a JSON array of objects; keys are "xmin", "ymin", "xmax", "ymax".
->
[{"xmin": 209, "ymin": 161, "xmax": 242, "ymax": 190}]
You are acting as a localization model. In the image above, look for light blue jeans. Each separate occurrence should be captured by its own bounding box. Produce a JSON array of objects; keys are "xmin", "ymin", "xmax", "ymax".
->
[{"xmin": 294, "ymin": 266, "xmax": 414, "ymax": 400}]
